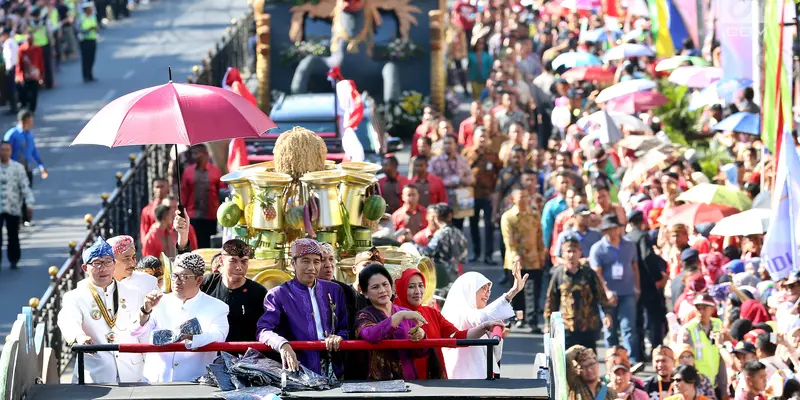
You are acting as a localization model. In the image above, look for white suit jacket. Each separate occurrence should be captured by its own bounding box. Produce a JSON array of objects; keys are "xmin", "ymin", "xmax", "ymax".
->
[
  {"xmin": 132, "ymin": 291, "xmax": 229, "ymax": 383},
  {"xmin": 120, "ymin": 271, "xmax": 159, "ymax": 295},
  {"xmin": 57, "ymin": 279, "xmax": 146, "ymax": 383}
]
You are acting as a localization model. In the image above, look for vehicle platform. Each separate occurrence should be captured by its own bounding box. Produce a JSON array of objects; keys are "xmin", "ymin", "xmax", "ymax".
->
[{"xmin": 27, "ymin": 379, "xmax": 549, "ymax": 400}]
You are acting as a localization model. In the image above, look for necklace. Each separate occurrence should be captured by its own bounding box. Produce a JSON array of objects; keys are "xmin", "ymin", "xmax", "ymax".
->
[{"xmin": 88, "ymin": 282, "xmax": 119, "ymax": 329}]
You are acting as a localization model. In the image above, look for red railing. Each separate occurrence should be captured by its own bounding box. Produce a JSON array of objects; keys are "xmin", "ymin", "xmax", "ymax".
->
[{"xmin": 71, "ymin": 330, "xmax": 503, "ymax": 384}]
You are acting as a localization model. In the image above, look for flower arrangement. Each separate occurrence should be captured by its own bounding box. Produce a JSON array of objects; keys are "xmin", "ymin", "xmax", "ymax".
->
[
  {"xmin": 279, "ymin": 40, "xmax": 331, "ymax": 64},
  {"xmin": 377, "ymin": 90, "xmax": 430, "ymax": 136},
  {"xmin": 375, "ymin": 39, "xmax": 424, "ymax": 61}
]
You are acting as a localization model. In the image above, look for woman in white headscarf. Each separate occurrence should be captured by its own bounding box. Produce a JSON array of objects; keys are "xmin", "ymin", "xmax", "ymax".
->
[{"xmin": 441, "ymin": 260, "xmax": 528, "ymax": 379}]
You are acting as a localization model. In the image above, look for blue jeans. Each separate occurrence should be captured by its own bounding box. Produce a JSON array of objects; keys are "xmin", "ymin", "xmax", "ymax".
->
[{"xmin": 602, "ymin": 294, "xmax": 640, "ymax": 363}]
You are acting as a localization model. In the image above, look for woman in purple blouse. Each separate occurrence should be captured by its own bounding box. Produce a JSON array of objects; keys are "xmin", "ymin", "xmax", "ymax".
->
[{"xmin": 355, "ymin": 263, "xmax": 446, "ymax": 380}]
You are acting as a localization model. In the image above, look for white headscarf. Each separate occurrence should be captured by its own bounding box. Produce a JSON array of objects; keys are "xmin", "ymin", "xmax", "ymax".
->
[
  {"xmin": 441, "ymin": 272, "xmax": 492, "ymax": 330},
  {"xmin": 440, "ymin": 272, "xmax": 513, "ymax": 379}
]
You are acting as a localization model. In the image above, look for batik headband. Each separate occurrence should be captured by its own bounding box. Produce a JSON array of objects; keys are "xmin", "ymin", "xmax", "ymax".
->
[
  {"xmin": 82, "ymin": 237, "xmax": 115, "ymax": 265},
  {"xmin": 107, "ymin": 235, "xmax": 134, "ymax": 255},
  {"xmin": 291, "ymin": 238, "xmax": 323, "ymax": 259},
  {"xmin": 174, "ymin": 253, "xmax": 206, "ymax": 275}
]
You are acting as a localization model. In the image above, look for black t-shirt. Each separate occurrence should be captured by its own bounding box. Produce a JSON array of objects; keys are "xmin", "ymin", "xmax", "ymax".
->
[
  {"xmin": 642, "ymin": 376, "xmax": 671, "ymax": 400},
  {"xmin": 56, "ymin": 4, "xmax": 69, "ymax": 22},
  {"xmin": 201, "ymin": 273, "xmax": 267, "ymax": 342}
]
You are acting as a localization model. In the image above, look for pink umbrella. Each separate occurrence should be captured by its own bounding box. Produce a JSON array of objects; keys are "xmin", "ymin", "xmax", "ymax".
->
[
  {"xmin": 605, "ymin": 91, "xmax": 669, "ymax": 114},
  {"xmin": 72, "ymin": 81, "xmax": 276, "ymax": 146},
  {"xmin": 668, "ymin": 66, "xmax": 723, "ymax": 88},
  {"xmin": 72, "ymin": 68, "xmax": 277, "ymax": 206},
  {"xmin": 560, "ymin": 0, "xmax": 600, "ymax": 11}
]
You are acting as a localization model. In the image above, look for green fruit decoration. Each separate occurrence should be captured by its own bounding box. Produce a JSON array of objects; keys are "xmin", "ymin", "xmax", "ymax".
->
[
  {"xmin": 363, "ymin": 195, "xmax": 387, "ymax": 221},
  {"xmin": 217, "ymin": 200, "xmax": 243, "ymax": 228}
]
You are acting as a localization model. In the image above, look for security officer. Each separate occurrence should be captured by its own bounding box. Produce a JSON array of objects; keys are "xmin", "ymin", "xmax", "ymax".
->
[
  {"xmin": 30, "ymin": 8, "xmax": 54, "ymax": 89},
  {"xmin": 77, "ymin": 1, "xmax": 97, "ymax": 82}
]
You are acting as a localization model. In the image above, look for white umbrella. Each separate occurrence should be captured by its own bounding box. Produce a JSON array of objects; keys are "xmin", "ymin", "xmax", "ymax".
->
[
  {"xmin": 595, "ymin": 79, "xmax": 656, "ymax": 103},
  {"xmin": 668, "ymin": 66, "xmax": 723, "ymax": 88},
  {"xmin": 579, "ymin": 110, "xmax": 648, "ymax": 132},
  {"xmin": 602, "ymin": 43, "xmax": 654, "ymax": 61},
  {"xmin": 708, "ymin": 208, "xmax": 771, "ymax": 236}
]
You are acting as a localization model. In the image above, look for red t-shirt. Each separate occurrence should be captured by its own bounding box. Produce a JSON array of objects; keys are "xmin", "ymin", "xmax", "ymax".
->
[{"xmin": 452, "ymin": 0, "xmax": 477, "ymax": 31}]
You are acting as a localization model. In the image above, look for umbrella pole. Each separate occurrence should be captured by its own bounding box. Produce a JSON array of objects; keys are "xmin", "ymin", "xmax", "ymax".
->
[{"xmin": 174, "ymin": 144, "xmax": 183, "ymax": 216}]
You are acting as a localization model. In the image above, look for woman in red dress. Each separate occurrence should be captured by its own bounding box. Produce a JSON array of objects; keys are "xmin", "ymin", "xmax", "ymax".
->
[{"xmin": 393, "ymin": 268, "xmax": 502, "ymax": 379}]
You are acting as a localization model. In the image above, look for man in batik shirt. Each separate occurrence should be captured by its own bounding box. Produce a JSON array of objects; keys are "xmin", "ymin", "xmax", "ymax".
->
[
  {"xmin": 545, "ymin": 236, "xmax": 612, "ymax": 352},
  {"xmin": 417, "ymin": 203, "xmax": 467, "ymax": 289}
]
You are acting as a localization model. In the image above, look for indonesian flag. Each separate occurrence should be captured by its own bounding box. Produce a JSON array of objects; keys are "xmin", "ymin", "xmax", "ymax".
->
[{"xmin": 222, "ymin": 67, "xmax": 256, "ymax": 171}]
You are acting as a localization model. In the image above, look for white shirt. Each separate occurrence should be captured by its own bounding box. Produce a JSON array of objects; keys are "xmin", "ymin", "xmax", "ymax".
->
[
  {"xmin": 132, "ymin": 291, "xmax": 229, "ymax": 383},
  {"xmin": 308, "ymin": 286, "xmax": 324, "ymax": 340},
  {"xmin": 57, "ymin": 279, "xmax": 146, "ymax": 383},
  {"xmin": 3, "ymin": 37, "xmax": 18, "ymax": 72},
  {"xmin": 120, "ymin": 270, "xmax": 159, "ymax": 296}
]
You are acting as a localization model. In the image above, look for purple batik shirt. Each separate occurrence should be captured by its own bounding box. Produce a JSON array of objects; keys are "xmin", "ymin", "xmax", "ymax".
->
[{"xmin": 256, "ymin": 278, "xmax": 349, "ymax": 377}]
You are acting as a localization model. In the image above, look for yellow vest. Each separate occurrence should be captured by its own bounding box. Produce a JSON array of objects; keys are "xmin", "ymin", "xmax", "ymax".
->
[
  {"xmin": 32, "ymin": 19, "xmax": 49, "ymax": 46},
  {"xmin": 685, "ymin": 318, "xmax": 722, "ymax": 388},
  {"xmin": 80, "ymin": 14, "xmax": 97, "ymax": 41},
  {"xmin": 49, "ymin": 7, "xmax": 60, "ymax": 30}
]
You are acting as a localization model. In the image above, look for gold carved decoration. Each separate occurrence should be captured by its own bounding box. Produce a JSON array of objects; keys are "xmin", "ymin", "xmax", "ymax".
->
[
  {"xmin": 288, "ymin": 0, "xmax": 336, "ymax": 43},
  {"xmin": 287, "ymin": 0, "xmax": 421, "ymax": 58},
  {"xmin": 254, "ymin": 0, "xmax": 272, "ymax": 112}
]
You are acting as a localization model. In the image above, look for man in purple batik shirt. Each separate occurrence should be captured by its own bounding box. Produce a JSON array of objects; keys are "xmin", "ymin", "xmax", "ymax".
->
[{"xmin": 256, "ymin": 239, "xmax": 349, "ymax": 378}]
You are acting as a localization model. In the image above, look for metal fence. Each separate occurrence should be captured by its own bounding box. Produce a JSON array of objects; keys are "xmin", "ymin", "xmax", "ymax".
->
[{"xmin": 27, "ymin": 7, "xmax": 255, "ymax": 375}]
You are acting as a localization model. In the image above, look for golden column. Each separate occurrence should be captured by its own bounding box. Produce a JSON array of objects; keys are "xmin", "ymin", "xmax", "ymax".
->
[
  {"xmin": 429, "ymin": 10, "xmax": 445, "ymax": 113},
  {"xmin": 253, "ymin": 0, "xmax": 271, "ymax": 113}
]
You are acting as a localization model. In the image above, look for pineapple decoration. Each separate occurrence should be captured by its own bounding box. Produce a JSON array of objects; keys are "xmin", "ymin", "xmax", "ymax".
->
[{"xmin": 258, "ymin": 191, "xmax": 279, "ymax": 222}]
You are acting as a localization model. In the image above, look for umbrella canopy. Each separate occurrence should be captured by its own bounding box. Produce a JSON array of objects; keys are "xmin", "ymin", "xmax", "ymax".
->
[
  {"xmin": 709, "ymin": 208, "xmax": 771, "ymax": 236},
  {"xmin": 552, "ymin": 51, "xmax": 602, "ymax": 71},
  {"xmin": 560, "ymin": 0, "xmax": 601, "ymax": 11},
  {"xmin": 72, "ymin": 82, "xmax": 277, "ymax": 147},
  {"xmin": 617, "ymin": 135, "xmax": 668, "ymax": 152},
  {"xmin": 668, "ymin": 66, "xmax": 723, "ymax": 88},
  {"xmin": 654, "ymin": 56, "xmax": 710, "ymax": 71},
  {"xmin": 579, "ymin": 110, "xmax": 647, "ymax": 132},
  {"xmin": 605, "ymin": 91, "xmax": 669, "ymax": 114},
  {"xmin": 561, "ymin": 66, "xmax": 615, "ymax": 83},
  {"xmin": 676, "ymin": 183, "xmax": 753, "ymax": 211},
  {"xmin": 621, "ymin": 149, "xmax": 669, "ymax": 189},
  {"xmin": 711, "ymin": 112, "xmax": 760, "ymax": 135},
  {"xmin": 602, "ymin": 43, "xmax": 654, "ymax": 61},
  {"xmin": 688, "ymin": 78, "xmax": 753, "ymax": 111},
  {"xmin": 658, "ymin": 202, "xmax": 740, "ymax": 226},
  {"xmin": 595, "ymin": 79, "xmax": 656, "ymax": 103}
]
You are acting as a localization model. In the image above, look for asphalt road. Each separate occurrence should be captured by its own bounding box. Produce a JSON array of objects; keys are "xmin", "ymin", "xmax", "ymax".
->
[{"xmin": 0, "ymin": 0, "xmax": 253, "ymax": 344}]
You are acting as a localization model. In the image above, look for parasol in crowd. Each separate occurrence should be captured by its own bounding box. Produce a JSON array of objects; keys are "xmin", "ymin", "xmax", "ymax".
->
[
  {"xmin": 676, "ymin": 183, "xmax": 753, "ymax": 211},
  {"xmin": 709, "ymin": 208, "xmax": 771, "ymax": 236},
  {"xmin": 668, "ymin": 66, "xmax": 723, "ymax": 88},
  {"xmin": 605, "ymin": 91, "xmax": 669, "ymax": 114},
  {"xmin": 620, "ymin": 148, "xmax": 670, "ymax": 189},
  {"xmin": 551, "ymin": 51, "xmax": 602, "ymax": 71},
  {"xmin": 71, "ymin": 67, "xmax": 278, "ymax": 207},
  {"xmin": 579, "ymin": 110, "xmax": 648, "ymax": 132},
  {"xmin": 688, "ymin": 78, "xmax": 753, "ymax": 111},
  {"xmin": 711, "ymin": 112, "xmax": 760, "ymax": 135},
  {"xmin": 616, "ymin": 135, "xmax": 668, "ymax": 152},
  {"xmin": 654, "ymin": 56, "xmax": 710, "ymax": 71},
  {"xmin": 595, "ymin": 79, "xmax": 656, "ymax": 103},
  {"xmin": 602, "ymin": 43, "xmax": 654, "ymax": 61},
  {"xmin": 560, "ymin": 66, "xmax": 615, "ymax": 83},
  {"xmin": 657, "ymin": 202, "xmax": 740, "ymax": 227}
]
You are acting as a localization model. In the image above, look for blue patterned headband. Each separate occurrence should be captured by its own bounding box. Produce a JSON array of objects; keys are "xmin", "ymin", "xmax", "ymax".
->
[{"xmin": 82, "ymin": 237, "xmax": 115, "ymax": 265}]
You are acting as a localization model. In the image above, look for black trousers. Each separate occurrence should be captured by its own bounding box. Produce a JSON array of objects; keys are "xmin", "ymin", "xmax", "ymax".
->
[
  {"xmin": 4, "ymin": 70, "xmax": 17, "ymax": 112},
  {"xmin": 511, "ymin": 268, "xmax": 545, "ymax": 326},
  {"xmin": 0, "ymin": 213, "xmax": 21, "ymax": 266},
  {"xmin": 21, "ymin": 169, "xmax": 32, "ymax": 223},
  {"xmin": 17, "ymin": 80, "xmax": 38, "ymax": 113},
  {"xmin": 80, "ymin": 39, "xmax": 96, "ymax": 81},
  {"xmin": 191, "ymin": 218, "xmax": 217, "ymax": 249},
  {"xmin": 637, "ymin": 296, "xmax": 666, "ymax": 360},
  {"xmin": 95, "ymin": 0, "xmax": 108, "ymax": 21},
  {"xmin": 42, "ymin": 43, "xmax": 53, "ymax": 89},
  {"xmin": 469, "ymin": 197, "xmax": 493, "ymax": 259},
  {"xmin": 565, "ymin": 330, "xmax": 598, "ymax": 353}
]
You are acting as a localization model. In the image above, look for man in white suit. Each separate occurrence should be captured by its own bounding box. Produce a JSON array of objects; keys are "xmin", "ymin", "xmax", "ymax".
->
[
  {"xmin": 57, "ymin": 237, "xmax": 147, "ymax": 383},
  {"xmin": 133, "ymin": 252, "xmax": 229, "ymax": 382},
  {"xmin": 107, "ymin": 235, "xmax": 159, "ymax": 295}
]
